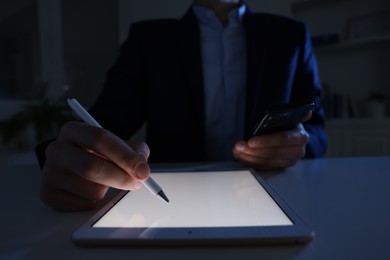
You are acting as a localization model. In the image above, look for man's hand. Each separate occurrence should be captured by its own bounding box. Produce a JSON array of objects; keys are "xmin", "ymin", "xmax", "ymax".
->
[
  {"xmin": 40, "ymin": 121, "xmax": 150, "ymax": 211},
  {"xmin": 233, "ymin": 112, "xmax": 312, "ymax": 171}
]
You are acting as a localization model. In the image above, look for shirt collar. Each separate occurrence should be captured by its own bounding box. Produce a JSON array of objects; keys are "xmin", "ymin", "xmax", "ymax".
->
[{"xmin": 193, "ymin": 2, "xmax": 247, "ymax": 26}]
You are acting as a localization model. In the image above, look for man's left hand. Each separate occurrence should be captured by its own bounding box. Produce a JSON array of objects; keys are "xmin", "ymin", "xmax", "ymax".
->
[{"xmin": 232, "ymin": 112, "xmax": 312, "ymax": 171}]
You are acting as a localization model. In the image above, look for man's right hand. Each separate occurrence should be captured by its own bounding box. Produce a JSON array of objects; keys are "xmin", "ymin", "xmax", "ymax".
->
[{"xmin": 40, "ymin": 121, "xmax": 150, "ymax": 211}]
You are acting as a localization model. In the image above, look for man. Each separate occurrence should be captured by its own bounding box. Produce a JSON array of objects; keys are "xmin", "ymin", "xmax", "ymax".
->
[{"xmin": 36, "ymin": 0, "xmax": 327, "ymax": 211}]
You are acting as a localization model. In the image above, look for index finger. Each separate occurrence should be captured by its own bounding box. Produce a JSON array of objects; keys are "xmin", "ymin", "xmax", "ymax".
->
[{"xmin": 60, "ymin": 121, "xmax": 150, "ymax": 180}]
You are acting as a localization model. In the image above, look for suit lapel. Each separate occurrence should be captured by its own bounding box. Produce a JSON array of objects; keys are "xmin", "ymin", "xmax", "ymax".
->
[{"xmin": 243, "ymin": 12, "xmax": 268, "ymax": 138}]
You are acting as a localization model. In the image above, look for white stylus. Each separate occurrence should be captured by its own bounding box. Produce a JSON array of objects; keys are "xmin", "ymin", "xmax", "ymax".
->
[{"xmin": 67, "ymin": 98, "xmax": 169, "ymax": 203}]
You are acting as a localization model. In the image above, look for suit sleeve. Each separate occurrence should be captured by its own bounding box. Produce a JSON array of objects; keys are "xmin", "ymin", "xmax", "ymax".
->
[
  {"xmin": 293, "ymin": 24, "xmax": 327, "ymax": 158},
  {"xmin": 88, "ymin": 24, "xmax": 148, "ymax": 140}
]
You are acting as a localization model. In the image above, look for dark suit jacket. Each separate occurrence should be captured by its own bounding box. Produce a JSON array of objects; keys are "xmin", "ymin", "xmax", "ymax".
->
[{"xmin": 36, "ymin": 7, "xmax": 327, "ymax": 166}]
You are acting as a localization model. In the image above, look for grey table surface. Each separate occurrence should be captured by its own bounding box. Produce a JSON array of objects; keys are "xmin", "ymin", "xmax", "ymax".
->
[{"xmin": 1, "ymin": 156, "xmax": 390, "ymax": 260}]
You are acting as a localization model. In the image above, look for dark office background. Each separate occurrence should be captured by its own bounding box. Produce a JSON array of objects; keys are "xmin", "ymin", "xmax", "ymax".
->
[{"xmin": 0, "ymin": 0, "xmax": 390, "ymax": 160}]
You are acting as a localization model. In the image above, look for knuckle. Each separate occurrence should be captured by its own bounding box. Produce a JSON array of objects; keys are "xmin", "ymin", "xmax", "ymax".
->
[
  {"xmin": 287, "ymin": 159, "xmax": 298, "ymax": 167},
  {"xmin": 80, "ymin": 159, "xmax": 101, "ymax": 181},
  {"xmin": 139, "ymin": 142, "xmax": 150, "ymax": 159},
  {"xmin": 299, "ymin": 146, "xmax": 307, "ymax": 158},
  {"xmin": 298, "ymin": 126, "xmax": 310, "ymax": 142},
  {"xmin": 282, "ymin": 132, "xmax": 292, "ymax": 144},
  {"xmin": 305, "ymin": 134, "xmax": 310, "ymax": 144},
  {"xmin": 120, "ymin": 176, "xmax": 138, "ymax": 190},
  {"xmin": 131, "ymin": 140, "xmax": 149, "ymax": 151},
  {"xmin": 117, "ymin": 151, "xmax": 145, "ymax": 176},
  {"xmin": 95, "ymin": 129, "xmax": 127, "ymax": 154},
  {"xmin": 301, "ymin": 131, "xmax": 310, "ymax": 143},
  {"xmin": 89, "ymin": 186, "xmax": 108, "ymax": 201},
  {"xmin": 43, "ymin": 142, "xmax": 65, "ymax": 170},
  {"xmin": 258, "ymin": 147, "xmax": 277, "ymax": 159},
  {"xmin": 60, "ymin": 121, "xmax": 78, "ymax": 136},
  {"xmin": 118, "ymin": 152, "xmax": 138, "ymax": 170},
  {"xmin": 93, "ymin": 127, "xmax": 112, "ymax": 145},
  {"xmin": 45, "ymin": 142, "xmax": 57, "ymax": 159},
  {"xmin": 292, "ymin": 146, "xmax": 306, "ymax": 160}
]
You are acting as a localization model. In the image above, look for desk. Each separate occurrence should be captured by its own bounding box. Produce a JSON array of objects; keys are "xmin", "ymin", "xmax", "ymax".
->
[{"xmin": 1, "ymin": 157, "xmax": 390, "ymax": 259}]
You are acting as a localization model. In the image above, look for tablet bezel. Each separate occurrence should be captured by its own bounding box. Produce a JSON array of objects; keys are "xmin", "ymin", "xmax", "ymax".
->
[{"xmin": 72, "ymin": 169, "xmax": 314, "ymax": 247}]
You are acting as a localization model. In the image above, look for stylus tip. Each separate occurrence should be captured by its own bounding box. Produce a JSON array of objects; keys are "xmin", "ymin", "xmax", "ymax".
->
[{"xmin": 158, "ymin": 190, "xmax": 169, "ymax": 203}]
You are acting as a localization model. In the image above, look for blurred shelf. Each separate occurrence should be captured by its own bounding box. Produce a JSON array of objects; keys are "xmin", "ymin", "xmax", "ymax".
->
[
  {"xmin": 292, "ymin": 0, "xmax": 347, "ymax": 13},
  {"xmin": 326, "ymin": 118, "xmax": 390, "ymax": 124},
  {"xmin": 325, "ymin": 117, "xmax": 390, "ymax": 157},
  {"xmin": 315, "ymin": 34, "xmax": 390, "ymax": 53}
]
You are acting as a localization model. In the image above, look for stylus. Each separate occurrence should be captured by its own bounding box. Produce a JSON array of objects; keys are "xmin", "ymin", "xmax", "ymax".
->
[{"xmin": 67, "ymin": 98, "xmax": 169, "ymax": 203}]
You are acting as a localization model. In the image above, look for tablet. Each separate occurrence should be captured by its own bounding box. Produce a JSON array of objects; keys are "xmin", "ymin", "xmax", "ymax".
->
[{"xmin": 72, "ymin": 169, "xmax": 314, "ymax": 246}]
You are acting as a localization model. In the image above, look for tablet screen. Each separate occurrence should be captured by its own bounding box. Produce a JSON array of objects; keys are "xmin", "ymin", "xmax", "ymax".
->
[{"xmin": 93, "ymin": 170, "xmax": 293, "ymax": 228}]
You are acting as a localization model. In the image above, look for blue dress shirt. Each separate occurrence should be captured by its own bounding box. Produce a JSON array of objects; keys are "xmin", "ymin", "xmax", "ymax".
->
[{"xmin": 193, "ymin": 4, "xmax": 247, "ymax": 161}]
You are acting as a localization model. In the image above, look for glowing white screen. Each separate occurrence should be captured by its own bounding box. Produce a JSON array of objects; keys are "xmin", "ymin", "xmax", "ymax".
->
[{"xmin": 93, "ymin": 170, "xmax": 293, "ymax": 228}]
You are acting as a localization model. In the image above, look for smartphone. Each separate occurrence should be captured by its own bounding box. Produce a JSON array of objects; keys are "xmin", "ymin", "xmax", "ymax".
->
[{"xmin": 251, "ymin": 101, "xmax": 315, "ymax": 136}]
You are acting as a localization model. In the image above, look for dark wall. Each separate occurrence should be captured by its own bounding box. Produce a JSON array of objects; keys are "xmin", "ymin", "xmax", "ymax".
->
[
  {"xmin": 62, "ymin": 0, "xmax": 119, "ymax": 106},
  {"xmin": 0, "ymin": 3, "xmax": 38, "ymax": 99}
]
